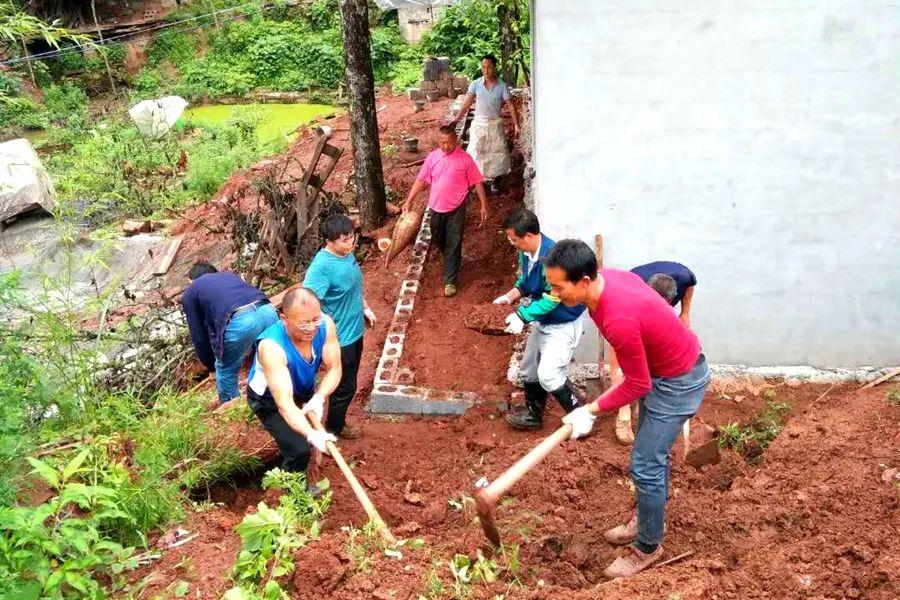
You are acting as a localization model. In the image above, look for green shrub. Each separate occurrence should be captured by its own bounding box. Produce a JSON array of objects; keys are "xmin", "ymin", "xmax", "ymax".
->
[
  {"xmin": 147, "ymin": 31, "xmax": 195, "ymax": 67},
  {"xmin": 422, "ymin": 0, "xmax": 531, "ymax": 80},
  {"xmin": 0, "ymin": 96, "xmax": 45, "ymax": 129},
  {"xmin": 43, "ymin": 83, "xmax": 88, "ymax": 127},
  {"xmin": 130, "ymin": 67, "xmax": 164, "ymax": 99}
]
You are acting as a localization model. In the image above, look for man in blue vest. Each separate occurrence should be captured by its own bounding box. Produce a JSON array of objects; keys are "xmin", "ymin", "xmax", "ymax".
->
[
  {"xmin": 246, "ymin": 288, "xmax": 342, "ymax": 491},
  {"xmin": 495, "ymin": 208, "xmax": 587, "ymax": 429}
]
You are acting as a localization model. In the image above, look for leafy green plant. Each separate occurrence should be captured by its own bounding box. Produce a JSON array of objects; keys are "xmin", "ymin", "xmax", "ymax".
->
[
  {"xmin": 886, "ymin": 388, "xmax": 900, "ymax": 407},
  {"xmin": 226, "ymin": 469, "xmax": 331, "ymax": 599},
  {"xmin": 421, "ymin": 0, "xmax": 530, "ymax": 81},
  {"xmin": 0, "ymin": 448, "xmax": 139, "ymax": 599},
  {"xmin": 718, "ymin": 400, "xmax": 793, "ymax": 463}
]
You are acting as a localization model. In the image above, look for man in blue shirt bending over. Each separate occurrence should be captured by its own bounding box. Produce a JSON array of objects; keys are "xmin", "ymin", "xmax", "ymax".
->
[
  {"xmin": 182, "ymin": 262, "xmax": 279, "ymax": 405},
  {"xmin": 303, "ymin": 214, "xmax": 377, "ymax": 439}
]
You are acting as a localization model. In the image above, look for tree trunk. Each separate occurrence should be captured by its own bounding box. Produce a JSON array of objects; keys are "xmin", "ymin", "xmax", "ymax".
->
[
  {"xmin": 339, "ymin": 0, "xmax": 387, "ymax": 230},
  {"xmin": 498, "ymin": 1, "xmax": 516, "ymax": 84}
]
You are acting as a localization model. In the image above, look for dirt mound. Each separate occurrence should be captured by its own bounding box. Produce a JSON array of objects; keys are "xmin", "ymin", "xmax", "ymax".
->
[{"xmin": 465, "ymin": 302, "xmax": 516, "ymax": 336}]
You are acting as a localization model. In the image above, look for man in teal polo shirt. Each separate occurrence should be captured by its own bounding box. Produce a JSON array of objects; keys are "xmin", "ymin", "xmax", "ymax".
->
[{"xmin": 303, "ymin": 214, "xmax": 377, "ymax": 439}]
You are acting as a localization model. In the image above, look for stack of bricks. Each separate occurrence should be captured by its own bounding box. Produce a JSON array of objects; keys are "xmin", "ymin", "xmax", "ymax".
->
[{"xmin": 407, "ymin": 57, "xmax": 469, "ymax": 103}]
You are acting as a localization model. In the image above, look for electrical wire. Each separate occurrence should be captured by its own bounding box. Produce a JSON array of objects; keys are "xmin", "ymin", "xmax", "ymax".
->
[{"xmin": 1, "ymin": 1, "xmax": 270, "ymax": 67}]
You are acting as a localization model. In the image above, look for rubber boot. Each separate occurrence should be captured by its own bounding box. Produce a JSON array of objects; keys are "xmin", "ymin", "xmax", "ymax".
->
[
  {"xmin": 550, "ymin": 380, "xmax": 581, "ymax": 414},
  {"xmin": 506, "ymin": 381, "xmax": 546, "ymax": 430}
]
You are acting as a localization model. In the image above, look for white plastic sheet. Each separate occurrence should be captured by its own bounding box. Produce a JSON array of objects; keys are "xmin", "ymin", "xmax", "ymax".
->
[
  {"xmin": 128, "ymin": 96, "xmax": 188, "ymax": 139},
  {"xmin": 0, "ymin": 138, "xmax": 55, "ymax": 222}
]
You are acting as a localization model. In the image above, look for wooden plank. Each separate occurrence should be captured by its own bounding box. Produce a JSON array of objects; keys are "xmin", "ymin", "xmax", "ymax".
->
[
  {"xmin": 153, "ymin": 235, "xmax": 184, "ymax": 276},
  {"xmin": 860, "ymin": 367, "xmax": 900, "ymax": 390},
  {"xmin": 594, "ymin": 234, "xmax": 604, "ymax": 268},
  {"xmin": 321, "ymin": 143, "xmax": 342, "ymax": 160},
  {"xmin": 300, "ymin": 135, "xmax": 328, "ymax": 190}
]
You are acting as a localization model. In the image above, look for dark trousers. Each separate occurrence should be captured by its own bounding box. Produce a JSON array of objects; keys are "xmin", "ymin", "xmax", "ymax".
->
[
  {"xmin": 325, "ymin": 336, "xmax": 364, "ymax": 434},
  {"xmin": 429, "ymin": 199, "xmax": 467, "ymax": 285},
  {"xmin": 248, "ymin": 387, "xmax": 313, "ymax": 473}
]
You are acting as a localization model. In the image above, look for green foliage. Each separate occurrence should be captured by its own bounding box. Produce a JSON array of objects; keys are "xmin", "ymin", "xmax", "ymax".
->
[
  {"xmin": 227, "ymin": 469, "xmax": 331, "ymax": 599},
  {"xmin": 130, "ymin": 67, "xmax": 164, "ymax": 99},
  {"xmin": 718, "ymin": 400, "xmax": 793, "ymax": 463},
  {"xmin": 0, "ymin": 95, "xmax": 44, "ymax": 128},
  {"xmin": 147, "ymin": 32, "xmax": 195, "ymax": 68},
  {"xmin": 421, "ymin": 0, "xmax": 531, "ymax": 80},
  {"xmin": 42, "ymin": 83, "xmax": 88, "ymax": 127},
  {"xmin": 0, "ymin": 447, "xmax": 139, "ymax": 599},
  {"xmin": 887, "ymin": 388, "xmax": 900, "ymax": 407},
  {"xmin": 0, "ymin": 68, "xmax": 21, "ymax": 96},
  {"xmin": 47, "ymin": 113, "xmax": 282, "ymax": 224}
]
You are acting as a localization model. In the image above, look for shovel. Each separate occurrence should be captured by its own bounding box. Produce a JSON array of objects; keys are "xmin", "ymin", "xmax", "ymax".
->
[
  {"xmin": 304, "ymin": 412, "xmax": 397, "ymax": 545},
  {"xmin": 474, "ymin": 423, "xmax": 573, "ymax": 547}
]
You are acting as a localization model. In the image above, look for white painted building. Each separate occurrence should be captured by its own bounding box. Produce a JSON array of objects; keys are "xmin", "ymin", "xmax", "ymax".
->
[{"xmin": 530, "ymin": 1, "xmax": 900, "ymax": 368}]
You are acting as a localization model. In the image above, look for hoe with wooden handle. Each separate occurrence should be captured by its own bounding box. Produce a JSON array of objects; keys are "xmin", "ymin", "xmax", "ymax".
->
[
  {"xmin": 474, "ymin": 423, "xmax": 573, "ymax": 547},
  {"xmin": 304, "ymin": 412, "xmax": 397, "ymax": 545}
]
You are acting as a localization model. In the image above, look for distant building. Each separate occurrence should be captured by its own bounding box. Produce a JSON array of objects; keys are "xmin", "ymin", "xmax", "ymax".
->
[{"xmin": 375, "ymin": 0, "xmax": 459, "ymax": 43}]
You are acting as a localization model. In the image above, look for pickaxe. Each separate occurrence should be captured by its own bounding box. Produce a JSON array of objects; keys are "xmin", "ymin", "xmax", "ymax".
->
[
  {"xmin": 474, "ymin": 423, "xmax": 573, "ymax": 547},
  {"xmin": 304, "ymin": 412, "xmax": 396, "ymax": 545}
]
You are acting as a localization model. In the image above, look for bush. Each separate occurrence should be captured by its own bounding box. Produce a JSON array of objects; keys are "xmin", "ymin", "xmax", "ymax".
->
[
  {"xmin": 43, "ymin": 83, "xmax": 88, "ymax": 127},
  {"xmin": 422, "ymin": 0, "xmax": 530, "ymax": 81},
  {"xmin": 147, "ymin": 31, "xmax": 195, "ymax": 67},
  {"xmin": 130, "ymin": 67, "xmax": 164, "ymax": 99},
  {"xmin": 0, "ymin": 96, "xmax": 45, "ymax": 129}
]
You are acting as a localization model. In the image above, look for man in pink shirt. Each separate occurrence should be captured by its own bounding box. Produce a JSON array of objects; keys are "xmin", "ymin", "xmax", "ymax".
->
[
  {"xmin": 403, "ymin": 126, "xmax": 488, "ymax": 297},
  {"xmin": 544, "ymin": 240, "xmax": 711, "ymax": 579}
]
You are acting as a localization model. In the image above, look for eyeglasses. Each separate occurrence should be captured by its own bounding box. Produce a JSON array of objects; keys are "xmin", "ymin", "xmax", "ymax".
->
[{"xmin": 291, "ymin": 316, "xmax": 323, "ymax": 332}]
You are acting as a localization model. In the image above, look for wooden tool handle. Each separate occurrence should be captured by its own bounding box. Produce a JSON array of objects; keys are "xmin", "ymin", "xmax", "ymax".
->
[
  {"xmin": 305, "ymin": 412, "xmax": 397, "ymax": 545},
  {"xmin": 484, "ymin": 423, "xmax": 573, "ymax": 500}
]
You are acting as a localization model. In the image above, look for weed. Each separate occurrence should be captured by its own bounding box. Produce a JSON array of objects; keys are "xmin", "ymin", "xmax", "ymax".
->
[
  {"xmin": 887, "ymin": 389, "xmax": 900, "ymax": 407},
  {"xmin": 718, "ymin": 400, "xmax": 793, "ymax": 463}
]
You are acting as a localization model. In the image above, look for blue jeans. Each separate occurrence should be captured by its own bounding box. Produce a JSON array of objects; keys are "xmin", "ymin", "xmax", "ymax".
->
[
  {"xmin": 215, "ymin": 303, "xmax": 278, "ymax": 403},
  {"xmin": 631, "ymin": 354, "xmax": 710, "ymax": 546}
]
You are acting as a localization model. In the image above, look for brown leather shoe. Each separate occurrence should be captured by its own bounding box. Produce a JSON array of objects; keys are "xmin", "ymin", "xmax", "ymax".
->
[
  {"xmin": 603, "ymin": 545, "xmax": 664, "ymax": 578},
  {"xmin": 604, "ymin": 515, "xmax": 638, "ymax": 545},
  {"xmin": 615, "ymin": 417, "xmax": 635, "ymax": 445},
  {"xmin": 338, "ymin": 423, "xmax": 362, "ymax": 440}
]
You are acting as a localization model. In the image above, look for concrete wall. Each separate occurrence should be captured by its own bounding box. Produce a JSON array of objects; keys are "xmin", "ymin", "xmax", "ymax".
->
[{"xmin": 532, "ymin": 0, "xmax": 900, "ymax": 368}]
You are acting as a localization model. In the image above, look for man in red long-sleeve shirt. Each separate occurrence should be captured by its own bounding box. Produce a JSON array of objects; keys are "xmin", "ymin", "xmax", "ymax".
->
[{"xmin": 544, "ymin": 240, "xmax": 711, "ymax": 579}]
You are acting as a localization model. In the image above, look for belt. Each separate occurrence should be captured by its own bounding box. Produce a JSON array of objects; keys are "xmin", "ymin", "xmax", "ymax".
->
[{"xmin": 231, "ymin": 299, "xmax": 268, "ymax": 317}]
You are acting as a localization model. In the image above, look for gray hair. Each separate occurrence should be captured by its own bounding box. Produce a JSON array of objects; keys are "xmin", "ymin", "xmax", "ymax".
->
[{"xmin": 647, "ymin": 273, "xmax": 677, "ymax": 304}]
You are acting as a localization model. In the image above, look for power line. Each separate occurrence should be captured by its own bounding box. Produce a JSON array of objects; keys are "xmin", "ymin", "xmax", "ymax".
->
[{"xmin": 1, "ymin": 2, "xmax": 265, "ymax": 67}]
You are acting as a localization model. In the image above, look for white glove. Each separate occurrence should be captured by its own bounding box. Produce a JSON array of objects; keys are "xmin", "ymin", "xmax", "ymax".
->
[
  {"xmin": 364, "ymin": 307, "xmax": 377, "ymax": 327},
  {"xmin": 562, "ymin": 405, "xmax": 597, "ymax": 440},
  {"xmin": 492, "ymin": 293, "xmax": 512, "ymax": 305},
  {"xmin": 306, "ymin": 429, "xmax": 336, "ymax": 454},
  {"xmin": 302, "ymin": 393, "xmax": 326, "ymax": 421},
  {"xmin": 504, "ymin": 312, "xmax": 525, "ymax": 335}
]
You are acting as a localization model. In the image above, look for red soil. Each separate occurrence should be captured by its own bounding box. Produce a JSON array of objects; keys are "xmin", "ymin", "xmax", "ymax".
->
[
  {"xmin": 130, "ymin": 381, "xmax": 900, "ymax": 599},
  {"xmin": 123, "ymin": 89, "xmax": 898, "ymax": 600}
]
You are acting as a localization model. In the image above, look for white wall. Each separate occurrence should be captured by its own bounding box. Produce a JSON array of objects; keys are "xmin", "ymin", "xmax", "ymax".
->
[{"xmin": 533, "ymin": 0, "xmax": 900, "ymax": 367}]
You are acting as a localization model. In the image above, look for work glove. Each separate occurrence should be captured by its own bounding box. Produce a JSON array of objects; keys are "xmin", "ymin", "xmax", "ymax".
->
[
  {"xmin": 306, "ymin": 429, "xmax": 336, "ymax": 454},
  {"xmin": 364, "ymin": 307, "xmax": 377, "ymax": 327},
  {"xmin": 302, "ymin": 393, "xmax": 326, "ymax": 421},
  {"xmin": 504, "ymin": 312, "xmax": 525, "ymax": 335},
  {"xmin": 492, "ymin": 293, "xmax": 512, "ymax": 305},
  {"xmin": 562, "ymin": 405, "xmax": 597, "ymax": 440}
]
